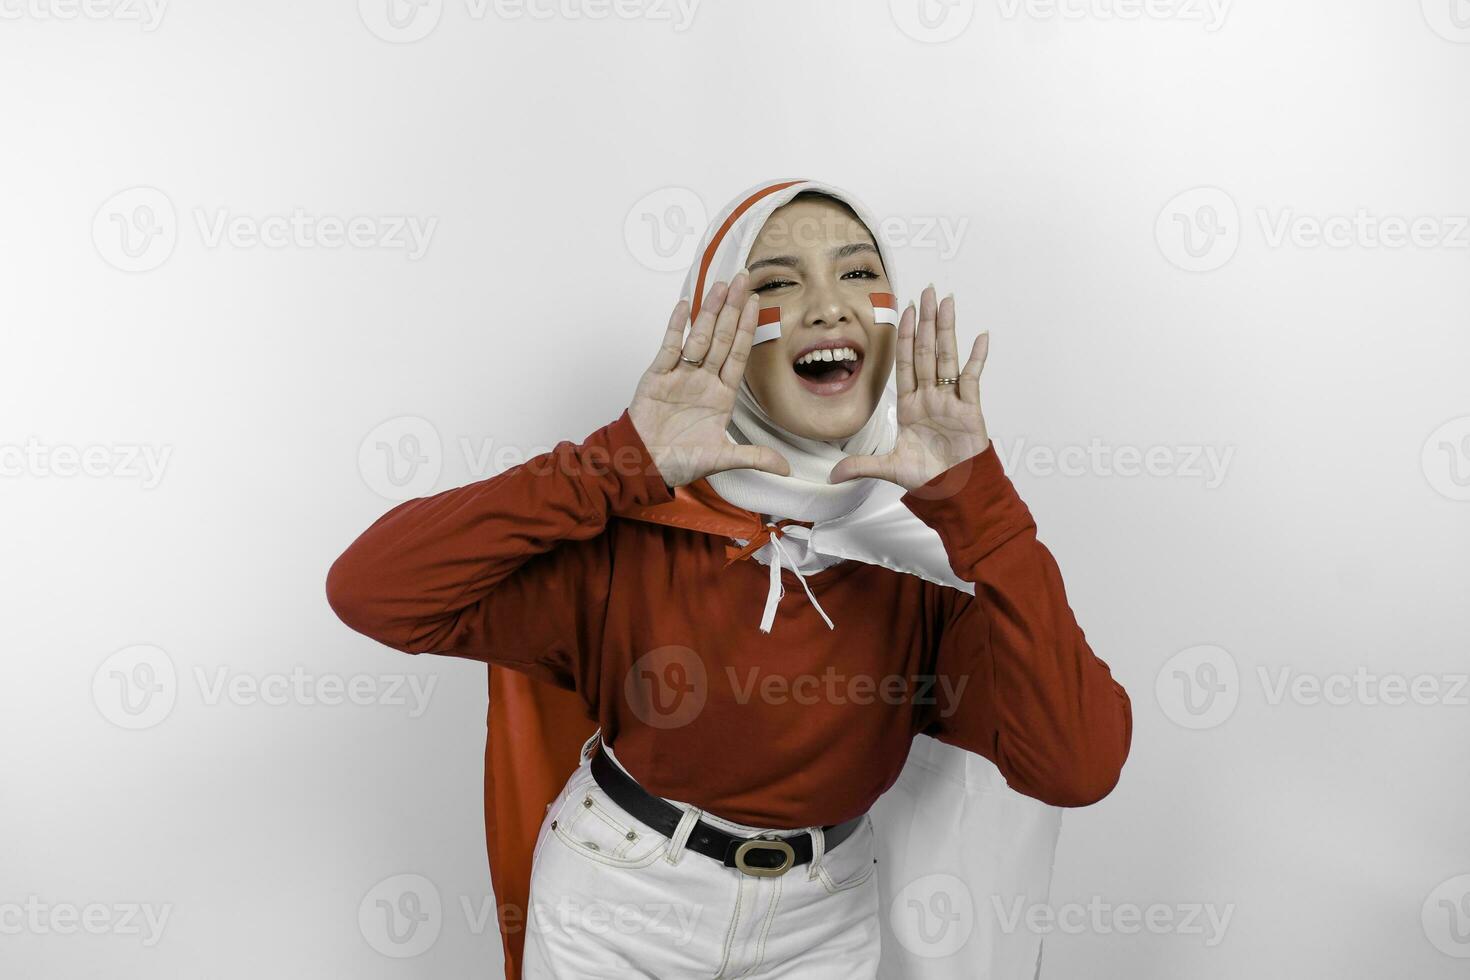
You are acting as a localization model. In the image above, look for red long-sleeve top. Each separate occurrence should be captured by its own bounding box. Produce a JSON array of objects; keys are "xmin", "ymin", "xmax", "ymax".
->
[{"xmin": 326, "ymin": 410, "xmax": 1131, "ymax": 828}]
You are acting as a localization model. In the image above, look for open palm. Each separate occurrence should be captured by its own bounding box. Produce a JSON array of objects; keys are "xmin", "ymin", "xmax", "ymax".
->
[
  {"xmin": 628, "ymin": 273, "xmax": 791, "ymax": 488},
  {"xmin": 829, "ymin": 285, "xmax": 991, "ymax": 491}
]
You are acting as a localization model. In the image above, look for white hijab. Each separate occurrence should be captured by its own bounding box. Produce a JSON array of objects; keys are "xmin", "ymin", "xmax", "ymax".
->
[{"xmin": 679, "ymin": 179, "xmax": 900, "ymax": 526}]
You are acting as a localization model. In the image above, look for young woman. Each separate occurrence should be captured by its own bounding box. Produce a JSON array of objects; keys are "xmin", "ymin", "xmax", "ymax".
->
[{"xmin": 327, "ymin": 179, "xmax": 1132, "ymax": 978}]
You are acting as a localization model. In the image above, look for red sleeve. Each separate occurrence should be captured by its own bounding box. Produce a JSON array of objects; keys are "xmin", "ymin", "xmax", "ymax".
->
[
  {"xmin": 902, "ymin": 443, "xmax": 1133, "ymax": 808},
  {"xmin": 325, "ymin": 410, "xmax": 673, "ymax": 694}
]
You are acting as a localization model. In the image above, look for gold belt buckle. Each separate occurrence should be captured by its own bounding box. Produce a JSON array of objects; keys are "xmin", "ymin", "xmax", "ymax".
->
[{"xmin": 733, "ymin": 835, "xmax": 796, "ymax": 878}]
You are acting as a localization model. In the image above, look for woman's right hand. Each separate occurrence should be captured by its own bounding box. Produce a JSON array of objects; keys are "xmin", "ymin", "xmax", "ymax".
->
[{"xmin": 628, "ymin": 272, "xmax": 791, "ymax": 488}]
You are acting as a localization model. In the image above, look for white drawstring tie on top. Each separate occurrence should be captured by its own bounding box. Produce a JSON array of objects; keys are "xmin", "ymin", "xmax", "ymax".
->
[{"xmin": 756, "ymin": 523, "xmax": 834, "ymax": 634}]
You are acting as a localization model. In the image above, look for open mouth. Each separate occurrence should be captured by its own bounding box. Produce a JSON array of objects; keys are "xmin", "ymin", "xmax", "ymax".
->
[{"xmin": 791, "ymin": 341, "xmax": 864, "ymax": 396}]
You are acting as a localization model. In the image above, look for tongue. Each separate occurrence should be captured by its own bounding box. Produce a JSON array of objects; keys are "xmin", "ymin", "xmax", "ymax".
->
[{"xmin": 797, "ymin": 362, "xmax": 851, "ymax": 384}]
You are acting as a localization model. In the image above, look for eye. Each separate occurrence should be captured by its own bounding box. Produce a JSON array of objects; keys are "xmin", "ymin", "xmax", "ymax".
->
[
  {"xmin": 754, "ymin": 278, "xmax": 796, "ymax": 293},
  {"xmin": 841, "ymin": 266, "xmax": 880, "ymax": 281}
]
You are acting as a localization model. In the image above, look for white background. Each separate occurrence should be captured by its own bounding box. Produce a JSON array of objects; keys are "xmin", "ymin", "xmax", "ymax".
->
[{"xmin": 3, "ymin": 0, "xmax": 1468, "ymax": 977}]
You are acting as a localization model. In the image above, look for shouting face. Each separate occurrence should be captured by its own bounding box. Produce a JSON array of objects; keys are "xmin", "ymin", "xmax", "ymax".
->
[{"xmin": 743, "ymin": 194, "xmax": 896, "ymax": 442}]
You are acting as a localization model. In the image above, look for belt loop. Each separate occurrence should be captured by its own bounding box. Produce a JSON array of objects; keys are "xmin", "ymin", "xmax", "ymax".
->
[
  {"xmin": 806, "ymin": 825, "xmax": 827, "ymax": 881},
  {"xmin": 665, "ymin": 806, "xmax": 701, "ymax": 866}
]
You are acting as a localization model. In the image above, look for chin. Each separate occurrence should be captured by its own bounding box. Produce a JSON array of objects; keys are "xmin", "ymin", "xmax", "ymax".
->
[
  {"xmin": 750, "ymin": 338, "xmax": 889, "ymax": 442},
  {"xmin": 777, "ymin": 387, "xmax": 873, "ymax": 442}
]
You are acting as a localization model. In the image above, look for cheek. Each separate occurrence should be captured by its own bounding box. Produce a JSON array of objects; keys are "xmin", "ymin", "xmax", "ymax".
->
[
  {"xmin": 744, "ymin": 343, "xmax": 786, "ymax": 402},
  {"xmin": 866, "ymin": 327, "xmax": 896, "ymax": 388}
]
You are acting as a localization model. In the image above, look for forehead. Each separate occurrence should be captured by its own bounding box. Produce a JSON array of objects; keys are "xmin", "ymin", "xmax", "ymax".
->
[{"xmin": 749, "ymin": 198, "xmax": 874, "ymax": 257}]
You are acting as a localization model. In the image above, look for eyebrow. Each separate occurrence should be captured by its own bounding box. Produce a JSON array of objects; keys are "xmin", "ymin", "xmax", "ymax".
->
[{"xmin": 746, "ymin": 241, "xmax": 879, "ymax": 273}]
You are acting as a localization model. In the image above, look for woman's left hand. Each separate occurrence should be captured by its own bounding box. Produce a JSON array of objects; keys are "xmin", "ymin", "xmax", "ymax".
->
[{"xmin": 829, "ymin": 285, "xmax": 991, "ymax": 492}]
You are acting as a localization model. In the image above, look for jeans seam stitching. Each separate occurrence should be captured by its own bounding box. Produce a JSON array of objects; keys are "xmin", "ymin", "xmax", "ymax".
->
[
  {"xmin": 746, "ymin": 876, "xmax": 782, "ymax": 976},
  {"xmin": 715, "ymin": 877, "xmax": 743, "ymax": 979}
]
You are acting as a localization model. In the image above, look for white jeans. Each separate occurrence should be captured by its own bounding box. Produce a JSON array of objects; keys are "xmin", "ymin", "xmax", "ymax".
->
[{"xmin": 522, "ymin": 744, "xmax": 881, "ymax": 979}]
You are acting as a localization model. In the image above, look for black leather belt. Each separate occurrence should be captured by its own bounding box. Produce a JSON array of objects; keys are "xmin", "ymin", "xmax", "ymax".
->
[{"xmin": 588, "ymin": 742, "xmax": 865, "ymax": 878}]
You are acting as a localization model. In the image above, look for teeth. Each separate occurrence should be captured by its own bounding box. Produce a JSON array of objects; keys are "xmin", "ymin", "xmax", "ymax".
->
[{"xmin": 795, "ymin": 347, "xmax": 858, "ymax": 366}]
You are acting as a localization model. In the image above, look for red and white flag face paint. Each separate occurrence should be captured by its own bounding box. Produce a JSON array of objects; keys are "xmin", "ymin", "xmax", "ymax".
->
[
  {"xmin": 753, "ymin": 306, "xmax": 784, "ymax": 346},
  {"xmin": 752, "ymin": 293, "xmax": 900, "ymax": 347},
  {"xmin": 869, "ymin": 292, "xmax": 899, "ymax": 326}
]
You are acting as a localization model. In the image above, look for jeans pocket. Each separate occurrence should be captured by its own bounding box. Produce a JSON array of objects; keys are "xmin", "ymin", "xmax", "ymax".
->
[
  {"xmin": 549, "ymin": 772, "xmax": 668, "ymax": 869},
  {"xmin": 817, "ymin": 815, "xmax": 878, "ymax": 895}
]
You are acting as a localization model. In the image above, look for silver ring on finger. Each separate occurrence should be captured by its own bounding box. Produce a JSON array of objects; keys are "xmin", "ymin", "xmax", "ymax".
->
[{"xmin": 680, "ymin": 354, "xmax": 704, "ymax": 367}]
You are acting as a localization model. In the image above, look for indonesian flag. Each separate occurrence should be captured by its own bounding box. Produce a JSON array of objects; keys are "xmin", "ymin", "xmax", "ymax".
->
[
  {"xmin": 754, "ymin": 306, "xmax": 783, "ymax": 345},
  {"xmin": 870, "ymin": 292, "xmax": 899, "ymax": 326}
]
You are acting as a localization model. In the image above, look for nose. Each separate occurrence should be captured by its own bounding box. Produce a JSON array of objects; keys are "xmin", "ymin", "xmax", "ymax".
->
[{"xmin": 801, "ymin": 280, "xmax": 856, "ymax": 332}]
